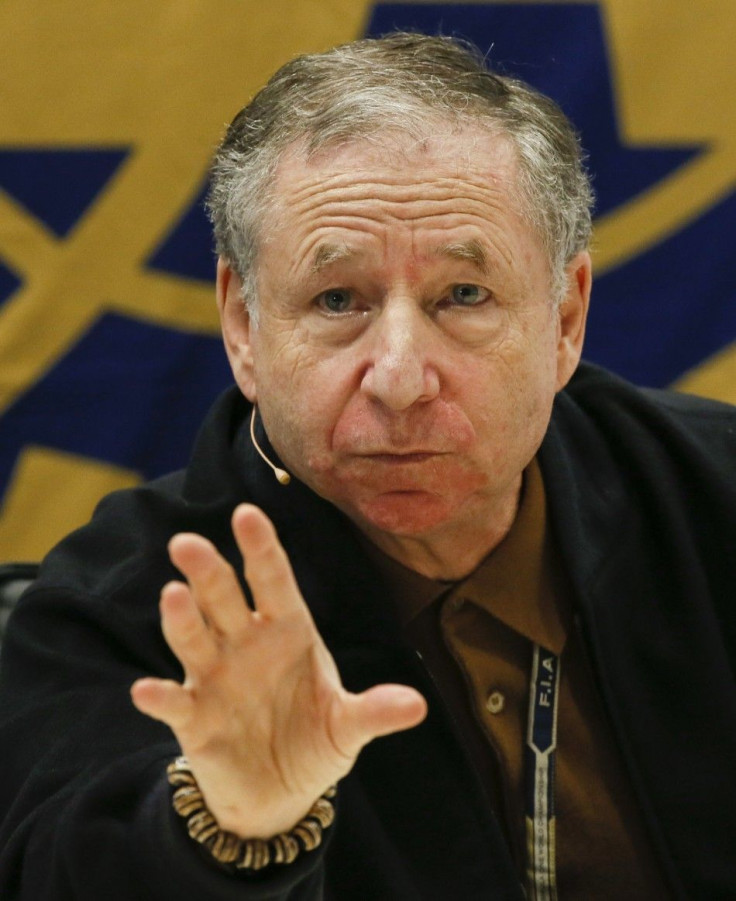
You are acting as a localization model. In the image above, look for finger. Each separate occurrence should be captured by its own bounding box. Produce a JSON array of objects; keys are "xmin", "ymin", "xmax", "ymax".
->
[
  {"xmin": 159, "ymin": 581, "xmax": 218, "ymax": 672},
  {"xmin": 130, "ymin": 676, "xmax": 195, "ymax": 730},
  {"xmin": 232, "ymin": 504, "xmax": 309, "ymax": 621},
  {"xmin": 168, "ymin": 532, "xmax": 251, "ymax": 637},
  {"xmin": 333, "ymin": 685, "xmax": 428, "ymax": 758}
]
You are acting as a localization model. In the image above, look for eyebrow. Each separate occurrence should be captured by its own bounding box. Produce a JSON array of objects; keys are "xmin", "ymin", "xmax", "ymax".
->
[
  {"xmin": 310, "ymin": 243, "xmax": 358, "ymax": 274},
  {"xmin": 309, "ymin": 238, "xmax": 491, "ymax": 275},
  {"xmin": 432, "ymin": 239, "xmax": 491, "ymax": 275}
]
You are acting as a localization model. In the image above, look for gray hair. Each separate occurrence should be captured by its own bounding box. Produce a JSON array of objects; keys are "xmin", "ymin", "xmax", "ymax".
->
[{"xmin": 206, "ymin": 32, "xmax": 593, "ymax": 306}]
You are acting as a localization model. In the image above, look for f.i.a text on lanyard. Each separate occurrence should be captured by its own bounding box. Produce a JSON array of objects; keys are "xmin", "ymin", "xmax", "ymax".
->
[{"xmin": 525, "ymin": 645, "xmax": 561, "ymax": 901}]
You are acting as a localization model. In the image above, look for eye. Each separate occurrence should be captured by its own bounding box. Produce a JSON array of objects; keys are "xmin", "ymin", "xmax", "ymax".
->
[
  {"xmin": 317, "ymin": 288, "xmax": 353, "ymax": 313},
  {"xmin": 449, "ymin": 284, "xmax": 489, "ymax": 307}
]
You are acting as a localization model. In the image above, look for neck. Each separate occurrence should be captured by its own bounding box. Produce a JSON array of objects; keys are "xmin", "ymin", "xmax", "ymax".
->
[{"xmin": 355, "ymin": 479, "xmax": 523, "ymax": 581}]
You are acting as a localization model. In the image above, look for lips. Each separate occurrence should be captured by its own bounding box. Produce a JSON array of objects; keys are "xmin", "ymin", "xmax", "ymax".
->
[{"xmin": 360, "ymin": 451, "xmax": 442, "ymax": 463}]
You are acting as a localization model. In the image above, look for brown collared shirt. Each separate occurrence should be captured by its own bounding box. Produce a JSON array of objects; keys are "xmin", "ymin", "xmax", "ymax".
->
[{"xmin": 364, "ymin": 460, "xmax": 670, "ymax": 898}]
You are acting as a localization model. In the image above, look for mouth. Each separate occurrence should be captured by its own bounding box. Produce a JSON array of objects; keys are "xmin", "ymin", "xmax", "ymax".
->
[{"xmin": 360, "ymin": 451, "xmax": 443, "ymax": 464}]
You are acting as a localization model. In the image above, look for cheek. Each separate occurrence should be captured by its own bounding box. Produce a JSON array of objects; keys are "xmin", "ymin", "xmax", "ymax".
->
[
  {"xmin": 256, "ymin": 359, "xmax": 350, "ymax": 474},
  {"xmin": 470, "ymin": 344, "xmax": 557, "ymax": 456}
]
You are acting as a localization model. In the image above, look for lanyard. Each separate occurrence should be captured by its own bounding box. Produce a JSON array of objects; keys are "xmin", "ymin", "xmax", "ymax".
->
[{"xmin": 524, "ymin": 644, "xmax": 561, "ymax": 901}]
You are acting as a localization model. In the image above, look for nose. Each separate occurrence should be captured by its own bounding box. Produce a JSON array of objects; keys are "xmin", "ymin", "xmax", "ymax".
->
[{"xmin": 360, "ymin": 300, "xmax": 440, "ymax": 411}]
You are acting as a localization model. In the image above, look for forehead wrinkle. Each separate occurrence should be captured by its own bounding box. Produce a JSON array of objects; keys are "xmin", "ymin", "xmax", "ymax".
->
[
  {"xmin": 275, "ymin": 168, "xmax": 523, "ymax": 279},
  {"xmin": 292, "ymin": 178, "xmax": 505, "ymax": 211},
  {"xmin": 292, "ymin": 213, "xmax": 516, "ymax": 283},
  {"xmin": 277, "ymin": 156, "xmax": 513, "ymax": 205},
  {"xmin": 291, "ymin": 200, "xmax": 511, "ymax": 241},
  {"xmin": 274, "ymin": 165, "xmax": 515, "ymax": 238}
]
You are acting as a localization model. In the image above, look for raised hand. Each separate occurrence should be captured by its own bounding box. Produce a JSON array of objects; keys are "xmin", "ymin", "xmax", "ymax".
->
[{"xmin": 131, "ymin": 503, "xmax": 427, "ymax": 839}]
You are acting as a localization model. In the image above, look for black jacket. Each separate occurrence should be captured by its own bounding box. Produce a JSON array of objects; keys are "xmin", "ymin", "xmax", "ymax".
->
[{"xmin": 0, "ymin": 362, "xmax": 735, "ymax": 900}]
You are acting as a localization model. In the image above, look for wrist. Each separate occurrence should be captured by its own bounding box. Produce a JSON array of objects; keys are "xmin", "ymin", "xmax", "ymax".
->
[{"xmin": 166, "ymin": 757, "xmax": 336, "ymax": 871}]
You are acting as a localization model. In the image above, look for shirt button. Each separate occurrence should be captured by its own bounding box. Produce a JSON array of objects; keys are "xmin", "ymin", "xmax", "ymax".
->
[
  {"xmin": 486, "ymin": 690, "xmax": 506, "ymax": 715},
  {"xmin": 447, "ymin": 595, "xmax": 466, "ymax": 613}
]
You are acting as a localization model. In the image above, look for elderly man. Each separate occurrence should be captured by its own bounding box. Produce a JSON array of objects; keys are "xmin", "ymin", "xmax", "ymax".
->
[{"xmin": 0, "ymin": 32, "xmax": 734, "ymax": 901}]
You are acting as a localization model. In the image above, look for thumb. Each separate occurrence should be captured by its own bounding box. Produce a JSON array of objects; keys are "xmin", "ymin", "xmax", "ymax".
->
[{"xmin": 336, "ymin": 684, "xmax": 427, "ymax": 757}]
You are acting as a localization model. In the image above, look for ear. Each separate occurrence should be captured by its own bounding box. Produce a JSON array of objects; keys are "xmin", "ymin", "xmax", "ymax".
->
[
  {"xmin": 216, "ymin": 257, "xmax": 257, "ymax": 401},
  {"xmin": 555, "ymin": 251, "xmax": 592, "ymax": 391}
]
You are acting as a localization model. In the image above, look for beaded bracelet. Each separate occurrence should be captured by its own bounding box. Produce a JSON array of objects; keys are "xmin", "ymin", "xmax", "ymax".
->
[{"xmin": 166, "ymin": 757, "xmax": 336, "ymax": 871}]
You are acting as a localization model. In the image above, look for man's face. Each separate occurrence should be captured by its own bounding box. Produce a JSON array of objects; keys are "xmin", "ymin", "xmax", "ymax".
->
[{"xmin": 219, "ymin": 128, "xmax": 589, "ymax": 554}]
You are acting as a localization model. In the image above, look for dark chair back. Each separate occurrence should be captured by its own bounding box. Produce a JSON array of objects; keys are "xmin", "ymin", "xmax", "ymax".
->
[{"xmin": 0, "ymin": 563, "xmax": 39, "ymax": 648}]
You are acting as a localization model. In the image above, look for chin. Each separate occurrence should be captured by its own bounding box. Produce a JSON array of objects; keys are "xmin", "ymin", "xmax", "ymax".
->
[{"xmin": 355, "ymin": 491, "xmax": 456, "ymax": 536}]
